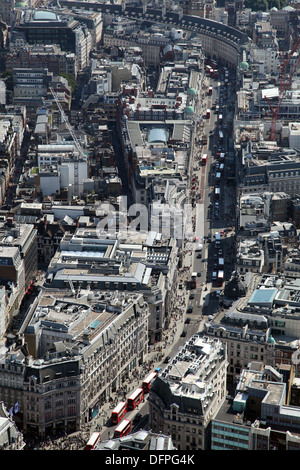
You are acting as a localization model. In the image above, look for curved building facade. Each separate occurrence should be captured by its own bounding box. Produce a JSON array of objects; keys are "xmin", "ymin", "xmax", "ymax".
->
[{"xmin": 58, "ymin": 1, "xmax": 251, "ymax": 66}]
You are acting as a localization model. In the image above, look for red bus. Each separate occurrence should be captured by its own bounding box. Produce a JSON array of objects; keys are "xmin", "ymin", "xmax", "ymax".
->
[
  {"xmin": 113, "ymin": 419, "xmax": 132, "ymax": 438},
  {"xmin": 217, "ymin": 270, "xmax": 224, "ymax": 287},
  {"xmin": 142, "ymin": 371, "xmax": 157, "ymax": 393},
  {"xmin": 213, "ymin": 69, "xmax": 218, "ymax": 78},
  {"xmin": 206, "ymin": 109, "xmax": 211, "ymax": 119},
  {"xmin": 208, "ymin": 86, "xmax": 213, "ymax": 96},
  {"xmin": 86, "ymin": 432, "xmax": 101, "ymax": 450},
  {"xmin": 111, "ymin": 401, "xmax": 127, "ymax": 424},
  {"xmin": 127, "ymin": 387, "xmax": 144, "ymax": 410},
  {"xmin": 202, "ymin": 154, "xmax": 208, "ymax": 166},
  {"xmin": 206, "ymin": 65, "xmax": 212, "ymax": 75}
]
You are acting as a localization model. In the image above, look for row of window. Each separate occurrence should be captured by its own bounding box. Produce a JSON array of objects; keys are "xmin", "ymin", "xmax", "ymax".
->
[{"xmin": 270, "ymin": 171, "xmax": 300, "ymax": 178}]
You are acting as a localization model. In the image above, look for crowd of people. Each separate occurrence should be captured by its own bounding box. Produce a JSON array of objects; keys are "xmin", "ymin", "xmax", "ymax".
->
[
  {"xmin": 30, "ymin": 433, "xmax": 88, "ymax": 450},
  {"xmin": 24, "ymin": 247, "xmax": 193, "ymax": 450}
]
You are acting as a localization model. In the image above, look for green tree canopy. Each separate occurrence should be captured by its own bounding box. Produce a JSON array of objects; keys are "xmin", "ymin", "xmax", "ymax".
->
[
  {"xmin": 59, "ymin": 73, "xmax": 77, "ymax": 94},
  {"xmin": 244, "ymin": 0, "xmax": 268, "ymax": 11}
]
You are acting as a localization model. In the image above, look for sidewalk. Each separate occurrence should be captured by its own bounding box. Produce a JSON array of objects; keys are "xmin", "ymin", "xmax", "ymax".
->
[
  {"xmin": 34, "ymin": 261, "xmax": 201, "ymax": 448},
  {"xmin": 68, "ymin": 252, "xmax": 193, "ymax": 442},
  {"xmin": 57, "ymin": 72, "xmax": 208, "ymax": 446}
]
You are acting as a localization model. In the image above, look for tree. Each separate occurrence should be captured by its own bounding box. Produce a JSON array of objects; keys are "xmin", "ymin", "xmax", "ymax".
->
[
  {"xmin": 59, "ymin": 73, "xmax": 77, "ymax": 95},
  {"xmin": 244, "ymin": 0, "xmax": 271, "ymax": 10},
  {"xmin": 269, "ymin": 0, "xmax": 281, "ymax": 8}
]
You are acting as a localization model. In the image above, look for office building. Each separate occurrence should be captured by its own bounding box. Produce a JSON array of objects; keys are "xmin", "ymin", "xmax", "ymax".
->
[
  {"xmin": 6, "ymin": 45, "xmax": 78, "ymax": 79},
  {"xmin": 45, "ymin": 227, "xmax": 178, "ymax": 343},
  {"xmin": 13, "ymin": 9, "xmax": 92, "ymax": 70},
  {"xmin": 0, "ymin": 401, "xmax": 26, "ymax": 450},
  {"xmin": 148, "ymin": 334, "xmax": 228, "ymax": 450},
  {"xmin": 211, "ymin": 362, "xmax": 288, "ymax": 450},
  {"xmin": 96, "ymin": 430, "xmax": 176, "ymax": 450},
  {"xmin": 0, "ymin": 216, "xmax": 37, "ymax": 335},
  {"xmin": 0, "ymin": 289, "xmax": 149, "ymax": 438}
]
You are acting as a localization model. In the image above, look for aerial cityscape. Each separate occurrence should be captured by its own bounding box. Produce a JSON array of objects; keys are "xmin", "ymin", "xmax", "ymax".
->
[{"xmin": 0, "ymin": 0, "xmax": 300, "ymax": 453}]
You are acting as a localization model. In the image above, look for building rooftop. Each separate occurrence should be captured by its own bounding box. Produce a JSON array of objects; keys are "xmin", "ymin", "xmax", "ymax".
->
[
  {"xmin": 96, "ymin": 430, "xmax": 176, "ymax": 450},
  {"xmin": 152, "ymin": 334, "xmax": 226, "ymax": 411},
  {"xmin": 248, "ymin": 288, "xmax": 278, "ymax": 306},
  {"xmin": 25, "ymin": 288, "xmax": 146, "ymax": 348}
]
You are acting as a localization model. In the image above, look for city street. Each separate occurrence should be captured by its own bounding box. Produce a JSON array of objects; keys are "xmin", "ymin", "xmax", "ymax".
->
[
  {"xmin": 186, "ymin": 67, "xmax": 237, "ymax": 316},
  {"xmin": 77, "ymin": 65, "xmax": 238, "ymax": 444},
  {"xmin": 34, "ymin": 63, "xmax": 239, "ymax": 449}
]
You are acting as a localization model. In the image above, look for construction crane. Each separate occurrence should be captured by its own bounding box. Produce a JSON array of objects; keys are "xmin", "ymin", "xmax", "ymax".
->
[
  {"xmin": 49, "ymin": 87, "xmax": 85, "ymax": 196},
  {"xmin": 265, "ymin": 37, "xmax": 300, "ymax": 141}
]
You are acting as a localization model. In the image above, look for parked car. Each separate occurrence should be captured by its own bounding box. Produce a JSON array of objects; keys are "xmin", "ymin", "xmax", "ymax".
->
[{"xmin": 185, "ymin": 317, "xmax": 191, "ymax": 324}]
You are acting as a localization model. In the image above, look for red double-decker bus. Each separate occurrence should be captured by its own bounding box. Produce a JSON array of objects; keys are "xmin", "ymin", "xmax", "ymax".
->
[
  {"xmin": 111, "ymin": 401, "xmax": 127, "ymax": 425},
  {"xmin": 113, "ymin": 419, "xmax": 132, "ymax": 438},
  {"xmin": 206, "ymin": 65, "xmax": 212, "ymax": 75},
  {"xmin": 201, "ymin": 154, "xmax": 208, "ymax": 166},
  {"xmin": 85, "ymin": 432, "xmax": 101, "ymax": 450},
  {"xmin": 217, "ymin": 270, "xmax": 224, "ymax": 287},
  {"xmin": 127, "ymin": 387, "xmax": 144, "ymax": 410},
  {"xmin": 142, "ymin": 372, "xmax": 157, "ymax": 393}
]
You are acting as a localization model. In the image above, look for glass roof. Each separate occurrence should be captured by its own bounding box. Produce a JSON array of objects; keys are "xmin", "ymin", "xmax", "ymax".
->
[{"xmin": 33, "ymin": 10, "xmax": 58, "ymax": 21}]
